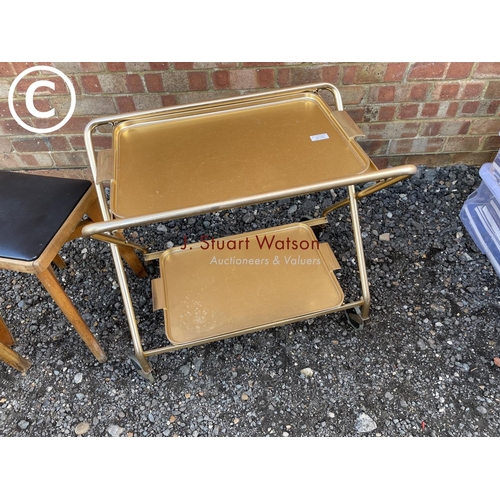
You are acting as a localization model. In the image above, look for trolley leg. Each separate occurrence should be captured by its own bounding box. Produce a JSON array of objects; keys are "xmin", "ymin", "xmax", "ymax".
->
[
  {"xmin": 348, "ymin": 184, "xmax": 370, "ymax": 322},
  {"xmin": 109, "ymin": 244, "xmax": 154, "ymax": 382}
]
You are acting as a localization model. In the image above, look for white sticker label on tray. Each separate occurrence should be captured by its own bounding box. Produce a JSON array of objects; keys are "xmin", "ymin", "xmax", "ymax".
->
[{"xmin": 310, "ymin": 133, "xmax": 329, "ymax": 142}]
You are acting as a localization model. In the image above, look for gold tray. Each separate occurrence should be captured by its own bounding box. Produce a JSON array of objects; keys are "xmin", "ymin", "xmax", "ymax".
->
[
  {"xmin": 111, "ymin": 92, "xmax": 373, "ymax": 218},
  {"xmin": 153, "ymin": 223, "xmax": 344, "ymax": 345}
]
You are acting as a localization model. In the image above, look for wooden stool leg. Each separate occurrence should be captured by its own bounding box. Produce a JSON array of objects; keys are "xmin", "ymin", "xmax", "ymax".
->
[
  {"xmin": 0, "ymin": 342, "xmax": 31, "ymax": 374},
  {"xmin": 37, "ymin": 267, "xmax": 107, "ymax": 363},
  {"xmin": 52, "ymin": 254, "xmax": 67, "ymax": 269},
  {"xmin": 0, "ymin": 316, "xmax": 15, "ymax": 347}
]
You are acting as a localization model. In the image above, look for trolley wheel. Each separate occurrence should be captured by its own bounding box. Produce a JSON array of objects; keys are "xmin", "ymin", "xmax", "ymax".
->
[
  {"xmin": 129, "ymin": 354, "xmax": 154, "ymax": 383},
  {"xmin": 299, "ymin": 215, "xmax": 324, "ymax": 238},
  {"xmin": 344, "ymin": 306, "xmax": 365, "ymax": 331}
]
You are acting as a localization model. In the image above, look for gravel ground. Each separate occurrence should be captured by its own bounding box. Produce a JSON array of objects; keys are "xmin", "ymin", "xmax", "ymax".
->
[{"xmin": 1, "ymin": 164, "xmax": 500, "ymax": 440}]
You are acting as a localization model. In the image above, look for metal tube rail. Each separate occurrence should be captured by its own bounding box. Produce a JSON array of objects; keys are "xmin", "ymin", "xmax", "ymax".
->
[
  {"xmin": 82, "ymin": 164, "xmax": 417, "ymax": 237},
  {"xmin": 322, "ymin": 174, "xmax": 413, "ymax": 217}
]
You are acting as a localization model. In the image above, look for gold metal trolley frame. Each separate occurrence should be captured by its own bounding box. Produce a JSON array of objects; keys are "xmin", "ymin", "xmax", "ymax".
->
[{"xmin": 83, "ymin": 83, "xmax": 416, "ymax": 381}]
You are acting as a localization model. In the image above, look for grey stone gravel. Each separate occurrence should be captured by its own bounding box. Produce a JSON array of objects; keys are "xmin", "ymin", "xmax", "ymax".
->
[
  {"xmin": 1, "ymin": 165, "xmax": 500, "ymax": 437},
  {"xmin": 355, "ymin": 413, "xmax": 377, "ymax": 433}
]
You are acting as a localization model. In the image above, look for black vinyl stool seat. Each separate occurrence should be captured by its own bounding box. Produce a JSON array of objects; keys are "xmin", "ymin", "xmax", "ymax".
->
[
  {"xmin": 0, "ymin": 169, "xmax": 148, "ymax": 373},
  {"xmin": 0, "ymin": 170, "xmax": 108, "ymax": 370},
  {"xmin": 0, "ymin": 171, "xmax": 91, "ymax": 261}
]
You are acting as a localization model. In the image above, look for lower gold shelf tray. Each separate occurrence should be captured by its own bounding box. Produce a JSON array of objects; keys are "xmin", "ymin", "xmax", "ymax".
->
[{"xmin": 152, "ymin": 223, "xmax": 344, "ymax": 345}]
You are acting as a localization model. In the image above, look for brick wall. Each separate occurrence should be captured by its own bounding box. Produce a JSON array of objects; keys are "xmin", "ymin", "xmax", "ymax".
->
[{"xmin": 1, "ymin": 62, "xmax": 499, "ymax": 175}]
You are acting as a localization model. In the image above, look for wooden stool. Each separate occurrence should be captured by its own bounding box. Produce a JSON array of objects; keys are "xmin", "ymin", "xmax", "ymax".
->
[
  {"xmin": 0, "ymin": 315, "xmax": 31, "ymax": 374},
  {"xmin": 0, "ymin": 171, "xmax": 147, "ymax": 373}
]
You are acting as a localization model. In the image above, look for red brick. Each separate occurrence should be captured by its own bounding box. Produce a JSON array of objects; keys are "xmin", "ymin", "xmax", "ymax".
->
[
  {"xmin": 161, "ymin": 95, "xmax": 177, "ymax": 107},
  {"xmin": 277, "ymin": 68, "xmax": 291, "ymax": 87},
  {"xmin": 461, "ymin": 101, "xmax": 480, "ymax": 114},
  {"xmin": 384, "ymin": 63, "xmax": 408, "ymax": 82},
  {"xmin": 487, "ymin": 101, "xmax": 500, "ymax": 115},
  {"xmin": 445, "ymin": 136, "xmax": 482, "ymax": 152},
  {"xmin": 80, "ymin": 62, "xmax": 105, "ymax": 72},
  {"xmin": 483, "ymin": 135, "xmax": 500, "ymax": 150},
  {"xmin": 1, "ymin": 98, "xmax": 52, "ymax": 118},
  {"xmin": 474, "ymin": 62, "xmax": 500, "ymax": 78},
  {"xmin": 446, "ymin": 102, "xmax": 459, "ymax": 118},
  {"xmin": 175, "ymin": 62, "xmax": 194, "ymax": 70},
  {"xmin": 321, "ymin": 65, "xmax": 340, "ymax": 84},
  {"xmin": 409, "ymin": 62, "xmax": 447, "ymax": 80},
  {"xmin": 256, "ymin": 68, "xmax": 274, "ymax": 88},
  {"xmin": 358, "ymin": 139, "xmax": 388, "ymax": 155},
  {"xmin": 342, "ymin": 65, "xmax": 356, "ymax": 85},
  {"xmin": 409, "ymin": 83, "xmax": 429, "ymax": 101},
  {"xmin": 372, "ymin": 157, "xmax": 389, "ymax": 168},
  {"xmin": 12, "ymin": 137, "xmax": 49, "ymax": 152},
  {"xmin": 398, "ymin": 104, "xmax": 419, "ymax": 119},
  {"xmin": 52, "ymin": 151, "xmax": 89, "ymax": 167},
  {"xmin": 388, "ymin": 138, "xmax": 414, "ymax": 155},
  {"xmin": 70, "ymin": 135, "xmax": 111, "ymax": 150},
  {"xmin": 47, "ymin": 136, "xmax": 71, "ymax": 151},
  {"xmin": 446, "ymin": 62, "xmax": 473, "ymax": 79},
  {"xmin": 0, "ymin": 62, "xmax": 15, "ymax": 76},
  {"xmin": 14, "ymin": 76, "xmax": 70, "ymax": 95},
  {"xmin": 438, "ymin": 83, "xmax": 460, "ymax": 100},
  {"xmin": 107, "ymin": 62, "xmax": 126, "ymax": 72},
  {"xmin": 421, "ymin": 103, "xmax": 440, "ymax": 117},
  {"xmin": 217, "ymin": 62, "xmax": 239, "ymax": 68},
  {"xmin": 469, "ymin": 118, "xmax": 500, "ymax": 135},
  {"xmin": 188, "ymin": 71, "xmax": 208, "ymax": 91},
  {"xmin": 361, "ymin": 123, "xmax": 386, "ymax": 139},
  {"xmin": 70, "ymin": 75, "xmax": 81, "ymax": 95},
  {"xmin": 460, "ymin": 82, "xmax": 484, "ymax": 99},
  {"xmin": 64, "ymin": 116, "xmax": 94, "ymax": 134},
  {"xmin": 485, "ymin": 81, "xmax": 500, "ymax": 99},
  {"xmin": 115, "ymin": 96, "xmax": 136, "ymax": 113},
  {"xmin": 213, "ymin": 70, "xmax": 230, "ymax": 89},
  {"xmin": 0, "ymin": 119, "xmax": 31, "ymax": 135},
  {"xmin": 378, "ymin": 105, "xmax": 396, "ymax": 121},
  {"xmin": 423, "ymin": 137, "xmax": 447, "ymax": 153},
  {"xmin": 0, "ymin": 102, "xmax": 8, "ymax": 119},
  {"xmin": 149, "ymin": 62, "xmax": 170, "ymax": 70},
  {"xmin": 145, "ymin": 73, "xmax": 164, "ymax": 92},
  {"xmin": 421, "ymin": 121, "xmax": 442, "ymax": 137},
  {"xmin": 126, "ymin": 74, "xmax": 145, "ymax": 93},
  {"xmin": 346, "ymin": 108, "xmax": 364, "ymax": 123},
  {"xmin": 378, "ymin": 86, "xmax": 395, "ymax": 102},
  {"xmin": 18, "ymin": 154, "xmax": 41, "ymax": 167},
  {"xmin": 80, "ymin": 74, "xmax": 102, "ymax": 93},
  {"xmin": 11, "ymin": 62, "xmax": 36, "ymax": 74}
]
